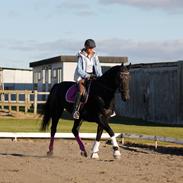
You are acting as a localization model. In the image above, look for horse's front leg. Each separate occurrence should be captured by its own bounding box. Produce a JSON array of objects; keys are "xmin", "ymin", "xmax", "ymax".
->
[
  {"xmin": 72, "ymin": 119, "xmax": 87, "ymax": 157},
  {"xmin": 91, "ymin": 125, "xmax": 103, "ymax": 159},
  {"xmin": 98, "ymin": 115, "xmax": 121, "ymax": 159}
]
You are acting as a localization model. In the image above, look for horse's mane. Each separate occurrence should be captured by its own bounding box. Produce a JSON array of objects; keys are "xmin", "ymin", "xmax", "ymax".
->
[{"xmin": 99, "ymin": 65, "xmax": 121, "ymax": 80}]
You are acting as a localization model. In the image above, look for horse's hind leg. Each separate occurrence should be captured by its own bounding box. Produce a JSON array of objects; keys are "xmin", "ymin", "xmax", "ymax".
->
[
  {"xmin": 72, "ymin": 119, "xmax": 87, "ymax": 157},
  {"xmin": 91, "ymin": 125, "xmax": 103, "ymax": 159},
  {"xmin": 47, "ymin": 114, "xmax": 61, "ymax": 156}
]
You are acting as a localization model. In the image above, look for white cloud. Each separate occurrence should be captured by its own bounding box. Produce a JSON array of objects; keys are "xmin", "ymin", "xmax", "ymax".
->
[
  {"xmin": 56, "ymin": 0, "xmax": 96, "ymax": 17},
  {"xmin": 97, "ymin": 38, "xmax": 183, "ymax": 62},
  {"xmin": 1, "ymin": 38, "xmax": 183, "ymax": 64},
  {"xmin": 57, "ymin": 1, "xmax": 88, "ymax": 9},
  {"xmin": 7, "ymin": 39, "xmax": 82, "ymax": 53},
  {"xmin": 98, "ymin": 0, "xmax": 183, "ymax": 13}
]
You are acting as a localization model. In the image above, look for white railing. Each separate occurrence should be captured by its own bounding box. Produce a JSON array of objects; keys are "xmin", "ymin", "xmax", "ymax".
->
[{"xmin": 0, "ymin": 132, "xmax": 182, "ymax": 149}]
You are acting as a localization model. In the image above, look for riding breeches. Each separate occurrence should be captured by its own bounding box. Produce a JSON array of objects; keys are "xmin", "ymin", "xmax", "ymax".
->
[{"xmin": 78, "ymin": 79, "xmax": 85, "ymax": 95}]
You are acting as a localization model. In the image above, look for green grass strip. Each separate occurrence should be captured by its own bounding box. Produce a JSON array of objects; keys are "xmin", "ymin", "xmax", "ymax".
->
[{"xmin": 0, "ymin": 118, "xmax": 183, "ymax": 140}]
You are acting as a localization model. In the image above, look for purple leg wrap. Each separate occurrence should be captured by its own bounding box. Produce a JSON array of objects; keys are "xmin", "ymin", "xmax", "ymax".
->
[
  {"xmin": 49, "ymin": 137, "xmax": 54, "ymax": 151},
  {"xmin": 76, "ymin": 135, "xmax": 85, "ymax": 151}
]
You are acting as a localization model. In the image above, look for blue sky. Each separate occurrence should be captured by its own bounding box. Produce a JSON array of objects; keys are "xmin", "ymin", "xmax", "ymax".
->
[{"xmin": 0, "ymin": 0, "xmax": 183, "ymax": 68}]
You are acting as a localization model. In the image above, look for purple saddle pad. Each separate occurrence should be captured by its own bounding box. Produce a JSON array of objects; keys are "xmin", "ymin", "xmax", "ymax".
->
[{"xmin": 65, "ymin": 84, "xmax": 79, "ymax": 103}]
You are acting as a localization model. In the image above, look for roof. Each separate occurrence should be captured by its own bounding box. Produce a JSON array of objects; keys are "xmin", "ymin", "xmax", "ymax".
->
[
  {"xmin": 131, "ymin": 60, "xmax": 183, "ymax": 69},
  {"xmin": 0, "ymin": 67, "xmax": 32, "ymax": 71},
  {"xmin": 29, "ymin": 55, "xmax": 128, "ymax": 67}
]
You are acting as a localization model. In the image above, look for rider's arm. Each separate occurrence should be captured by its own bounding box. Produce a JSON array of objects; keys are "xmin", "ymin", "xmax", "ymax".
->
[
  {"xmin": 95, "ymin": 56, "xmax": 103, "ymax": 77},
  {"xmin": 77, "ymin": 56, "xmax": 90, "ymax": 79}
]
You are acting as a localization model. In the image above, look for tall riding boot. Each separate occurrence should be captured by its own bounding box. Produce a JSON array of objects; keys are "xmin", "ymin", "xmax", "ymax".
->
[{"xmin": 72, "ymin": 92, "xmax": 82, "ymax": 119}]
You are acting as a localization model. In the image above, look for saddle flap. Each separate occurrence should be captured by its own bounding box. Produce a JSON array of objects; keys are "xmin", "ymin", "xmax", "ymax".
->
[
  {"xmin": 65, "ymin": 84, "xmax": 79, "ymax": 103},
  {"xmin": 65, "ymin": 81, "xmax": 92, "ymax": 104}
]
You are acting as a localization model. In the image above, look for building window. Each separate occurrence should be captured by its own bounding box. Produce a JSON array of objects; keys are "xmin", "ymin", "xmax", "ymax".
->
[
  {"xmin": 53, "ymin": 69, "xmax": 57, "ymax": 78},
  {"xmin": 48, "ymin": 69, "xmax": 51, "ymax": 84},
  {"xmin": 57, "ymin": 68, "xmax": 62, "ymax": 83},
  {"xmin": 38, "ymin": 72, "xmax": 41, "ymax": 81},
  {"xmin": 33, "ymin": 72, "xmax": 40, "ymax": 83},
  {"xmin": 42, "ymin": 69, "xmax": 45, "ymax": 84},
  {"xmin": 33, "ymin": 72, "xmax": 37, "ymax": 83}
]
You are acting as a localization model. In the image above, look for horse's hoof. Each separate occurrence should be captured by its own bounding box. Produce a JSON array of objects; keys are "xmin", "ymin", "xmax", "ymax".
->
[
  {"xmin": 113, "ymin": 150, "xmax": 121, "ymax": 159},
  {"xmin": 91, "ymin": 152, "xmax": 99, "ymax": 159},
  {"xmin": 81, "ymin": 151, "xmax": 87, "ymax": 157},
  {"xmin": 47, "ymin": 151, "xmax": 53, "ymax": 156}
]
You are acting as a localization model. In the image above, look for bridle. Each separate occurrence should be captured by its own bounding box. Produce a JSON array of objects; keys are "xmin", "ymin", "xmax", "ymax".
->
[
  {"xmin": 91, "ymin": 70, "xmax": 130, "ymax": 94},
  {"xmin": 118, "ymin": 71, "xmax": 130, "ymax": 94},
  {"xmin": 89, "ymin": 71, "xmax": 130, "ymax": 93}
]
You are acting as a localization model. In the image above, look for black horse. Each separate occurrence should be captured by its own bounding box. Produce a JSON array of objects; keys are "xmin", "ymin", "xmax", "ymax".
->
[{"xmin": 41, "ymin": 63, "xmax": 131, "ymax": 159}]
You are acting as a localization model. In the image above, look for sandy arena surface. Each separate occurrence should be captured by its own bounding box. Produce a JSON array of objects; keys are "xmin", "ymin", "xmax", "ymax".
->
[{"xmin": 0, "ymin": 139, "xmax": 183, "ymax": 183}]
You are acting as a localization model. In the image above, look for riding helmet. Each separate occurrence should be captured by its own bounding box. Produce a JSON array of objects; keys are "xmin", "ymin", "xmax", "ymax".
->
[{"xmin": 84, "ymin": 39, "xmax": 96, "ymax": 48}]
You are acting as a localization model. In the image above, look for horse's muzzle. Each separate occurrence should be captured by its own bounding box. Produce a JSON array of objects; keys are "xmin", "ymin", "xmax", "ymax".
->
[{"xmin": 121, "ymin": 93, "xmax": 130, "ymax": 102}]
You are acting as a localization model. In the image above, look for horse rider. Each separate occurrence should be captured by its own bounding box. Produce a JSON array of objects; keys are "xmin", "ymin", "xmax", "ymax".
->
[{"xmin": 73, "ymin": 39, "xmax": 103, "ymax": 119}]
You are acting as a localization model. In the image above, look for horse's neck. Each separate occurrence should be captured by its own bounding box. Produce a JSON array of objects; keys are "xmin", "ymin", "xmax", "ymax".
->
[
  {"xmin": 93, "ymin": 76, "xmax": 117, "ymax": 105},
  {"xmin": 98, "ymin": 72, "xmax": 118, "ymax": 92},
  {"xmin": 90, "ymin": 67, "xmax": 119, "ymax": 105}
]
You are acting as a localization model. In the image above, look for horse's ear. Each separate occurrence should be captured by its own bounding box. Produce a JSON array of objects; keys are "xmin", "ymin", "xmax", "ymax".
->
[
  {"xmin": 121, "ymin": 62, "xmax": 124, "ymax": 66},
  {"xmin": 127, "ymin": 63, "xmax": 131, "ymax": 70}
]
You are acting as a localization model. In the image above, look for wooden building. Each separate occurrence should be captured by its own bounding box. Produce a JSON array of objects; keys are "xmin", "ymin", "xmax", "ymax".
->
[{"xmin": 115, "ymin": 61, "xmax": 183, "ymax": 125}]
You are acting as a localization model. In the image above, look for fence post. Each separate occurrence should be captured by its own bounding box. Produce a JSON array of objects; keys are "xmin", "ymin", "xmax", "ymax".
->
[
  {"xmin": 121, "ymin": 133, "xmax": 125, "ymax": 145},
  {"xmin": 154, "ymin": 136, "xmax": 158, "ymax": 149},
  {"xmin": 25, "ymin": 90, "xmax": 28, "ymax": 113},
  {"xmin": 28, "ymin": 92, "xmax": 30, "ymax": 110},
  {"xmin": 16, "ymin": 91, "xmax": 19, "ymax": 112},
  {"xmin": 1, "ymin": 93, "xmax": 5, "ymax": 110},
  {"xmin": 34, "ymin": 90, "xmax": 38, "ymax": 115},
  {"xmin": 8, "ymin": 93, "xmax": 11, "ymax": 112}
]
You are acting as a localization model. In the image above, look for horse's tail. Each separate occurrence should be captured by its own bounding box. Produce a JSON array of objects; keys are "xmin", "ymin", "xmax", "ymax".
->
[{"xmin": 40, "ymin": 84, "xmax": 58, "ymax": 131}]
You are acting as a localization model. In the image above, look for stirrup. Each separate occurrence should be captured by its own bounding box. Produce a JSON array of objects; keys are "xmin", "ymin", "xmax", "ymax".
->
[{"xmin": 73, "ymin": 111, "xmax": 80, "ymax": 119}]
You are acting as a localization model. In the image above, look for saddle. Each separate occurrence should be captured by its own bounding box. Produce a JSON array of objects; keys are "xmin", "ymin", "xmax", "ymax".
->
[{"xmin": 65, "ymin": 80, "xmax": 92, "ymax": 104}]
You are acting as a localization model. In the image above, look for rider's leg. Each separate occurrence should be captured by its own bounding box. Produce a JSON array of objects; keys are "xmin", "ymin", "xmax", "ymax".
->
[{"xmin": 73, "ymin": 79, "xmax": 85, "ymax": 119}]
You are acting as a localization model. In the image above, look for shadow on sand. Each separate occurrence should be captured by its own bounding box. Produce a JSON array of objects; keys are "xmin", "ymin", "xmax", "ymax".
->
[
  {"xmin": 0, "ymin": 152, "xmax": 49, "ymax": 158},
  {"xmin": 119, "ymin": 142, "xmax": 183, "ymax": 156}
]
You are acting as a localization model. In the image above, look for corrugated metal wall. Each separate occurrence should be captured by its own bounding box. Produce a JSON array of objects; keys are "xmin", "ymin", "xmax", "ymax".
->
[{"xmin": 116, "ymin": 61, "xmax": 183, "ymax": 125}]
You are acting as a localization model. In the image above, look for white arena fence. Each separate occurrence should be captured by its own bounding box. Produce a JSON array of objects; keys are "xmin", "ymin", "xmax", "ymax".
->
[
  {"xmin": 0, "ymin": 132, "xmax": 120, "ymax": 141},
  {"xmin": 0, "ymin": 132, "xmax": 183, "ymax": 149}
]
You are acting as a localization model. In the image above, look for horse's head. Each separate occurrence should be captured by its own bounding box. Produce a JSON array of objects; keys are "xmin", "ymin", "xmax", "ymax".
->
[{"xmin": 117, "ymin": 63, "xmax": 131, "ymax": 101}]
